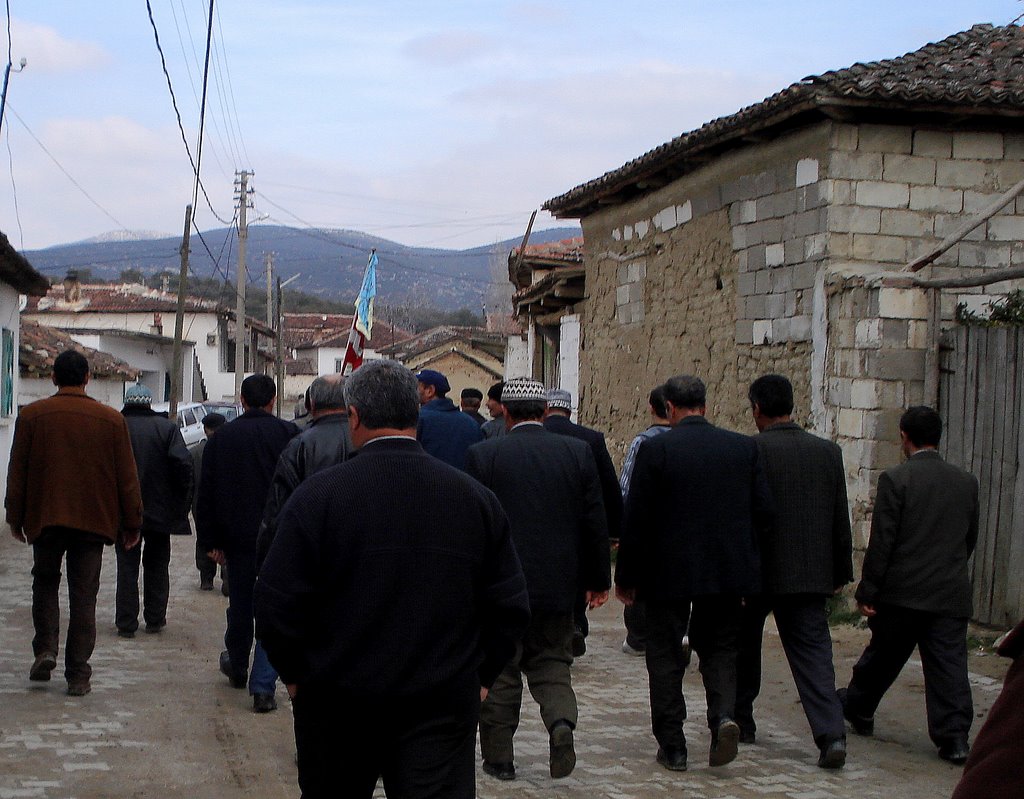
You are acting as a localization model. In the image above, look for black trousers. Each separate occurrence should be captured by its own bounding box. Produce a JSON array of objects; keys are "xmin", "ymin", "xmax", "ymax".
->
[
  {"xmin": 845, "ymin": 604, "xmax": 972, "ymax": 746},
  {"xmin": 735, "ymin": 594, "xmax": 845, "ymax": 745},
  {"xmin": 31, "ymin": 527, "xmax": 106, "ymax": 684},
  {"xmin": 293, "ymin": 682, "xmax": 479, "ymax": 799},
  {"xmin": 623, "ymin": 599, "xmax": 648, "ymax": 650},
  {"xmin": 645, "ymin": 596, "xmax": 741, "ymax": 750},
  {"xmin": 115, "ymin": 530, "xmax": 171, "ymax": 633}
]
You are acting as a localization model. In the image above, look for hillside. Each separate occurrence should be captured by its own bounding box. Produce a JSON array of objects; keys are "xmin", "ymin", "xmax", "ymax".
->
[{"xmin": 23, "ymin": 225, "xmax": 581, "ymax": 311}]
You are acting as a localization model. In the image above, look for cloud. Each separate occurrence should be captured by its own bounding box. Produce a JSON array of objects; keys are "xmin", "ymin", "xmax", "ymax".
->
[
  {"xmin": 402, "ymin": 30, "xmax": 497, "ymax": 67},
  {"xmin": 11, "ymin": 19, "xmax": 110, "ymax": 73}
]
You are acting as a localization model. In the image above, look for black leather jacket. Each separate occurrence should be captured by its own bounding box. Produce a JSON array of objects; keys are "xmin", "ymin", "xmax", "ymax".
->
[
  {"xmin": 256, "ymin": 412, "xmax": 354, "ymax": 568},
  {"xmin": 122, "ymin": 406, "xmax": 194, "ymax": 535}
]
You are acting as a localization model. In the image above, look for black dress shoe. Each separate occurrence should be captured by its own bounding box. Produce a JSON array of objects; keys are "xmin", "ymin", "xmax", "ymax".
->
[
  {"xmin": 219, "ymin": 650, "xmax": 247, "ymax": 689},
  {"xmin": 817, "ymin": 737, "xmax": 847, "ymax": 769},
  {"xmin": 482, "ymin": 761, "xmax": 516, "ymax": 781},
  {"xmin": 709, "ymin": 719, "xmax": 740, "ymax": 767},
  {"xmin": 838, "ymin": 688, "xmax": 874, "ymax": 736},
  {"xmin": 739, "ymin": 728, "xmax": 756, "ymax": 744},
  {"xmin": 656, "ymin": 745, "xmax": 688, "ymax": 771},
  {"xmin": 200, "ymin": 576, "xmax": 214, "ymax": 591},
  {"xmin": 144, "ymin": 622, "xmax": 165, "ymax": 634},
  {"xmin": 549, "ymin": 720, "xmax": 576, "ymax": 778},
  {"xmin": 29, "ymin": 652, "xmax": 57, "ymax": 681},
  {"xmin": 252, "ymin": 692, "xmax": 277, "ymax": 713},
  {"xmin": 938, "ymin": 738, "xmax": 970, "ymax": 765}
]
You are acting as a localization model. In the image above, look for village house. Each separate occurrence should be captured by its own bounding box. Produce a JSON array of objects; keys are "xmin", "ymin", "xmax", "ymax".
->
[
  {"xmin": 0, "ymin": 233, "xmax": 51, "ymax": 491},
  {"xmin": 23, "ymin": 272, "xmax": 274, "ymax": 402},
  {"xmin": 542, "ymin": 23, "xmax": 1024, "ymax": 576}
]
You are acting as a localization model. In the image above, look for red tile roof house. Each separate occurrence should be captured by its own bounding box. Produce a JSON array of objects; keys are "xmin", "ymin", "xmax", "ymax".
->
[
  {"xmin": 24, "ymin": 271, "xmax": 275, "ymax": 402},
  {"xmin": 0, "ymin": 232, "xmax": 52, "ymax": 492},
  {"xmin": 542, "ymin": 24, "xmax": 1024, "ymax": 553}
]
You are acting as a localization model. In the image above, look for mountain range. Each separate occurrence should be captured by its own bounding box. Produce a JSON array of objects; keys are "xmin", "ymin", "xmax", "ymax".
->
[{"xmin": 24, "ymin": 224, "xmax": 582, "ymax": 311}]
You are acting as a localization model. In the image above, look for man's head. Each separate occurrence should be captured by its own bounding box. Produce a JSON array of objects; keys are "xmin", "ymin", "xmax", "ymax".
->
[
  {"xmin": 240, "ymin": 374, "xmax": 277, "ymax": 411},
  {"xmin": 899, "ymin": 405, "xmax": 942, "ymax": 455},
  {"xmin": 663, "ymin": 374, "xmax": 706, "ymax": 424},
  {"xmin": 649, "ymin": 385, "xmax": 669, "ymax": 422},
  {"xmin": 307, "ymin": 374, "xmax": 346, "ymax": 417},
  {"xmin": 345, "ymin": 360, "xmax": 420, "ymax": 446},
  {"xmin": 545, "ymin": 389, "xmax": 573, "ymax": 418},
  {"xmin": 123, "ymin": 384, "xmax": 153, "ymax": 408},
  {"xmin": 202, "ymin": 412, "xmax": 227, "ymax": 438},
  {"xmin": 52, "ymin": 350, "xmax": 90, "ymax": 388},
  {"xmin": 500, "ymin": 378, "xmax": 547, "ymax": 426},
  {"xmin": 748, "ymin": 374, "xmax": 794, "ymax": 431},
  {"xmin": 485, "ymin": 381, "xmax": 505, "ymax": 419},
  {"xmin": 415, "ymin": 369, "xmax": 450, "ymax": 405},
  {"xmin": 460, "ymin": 387, "xmax": 483, "ymax": 413}
]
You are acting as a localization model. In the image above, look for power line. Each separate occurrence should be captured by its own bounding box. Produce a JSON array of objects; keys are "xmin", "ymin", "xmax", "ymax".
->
[{"xmin": 4, "ymin": 120, "xmax": 22, "ymax": 247}]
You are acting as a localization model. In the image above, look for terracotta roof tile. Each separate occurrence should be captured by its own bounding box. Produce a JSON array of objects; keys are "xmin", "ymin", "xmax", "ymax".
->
[{"xmin": 20, "ymin": 321, "xmax": 141, "ymax": 380}]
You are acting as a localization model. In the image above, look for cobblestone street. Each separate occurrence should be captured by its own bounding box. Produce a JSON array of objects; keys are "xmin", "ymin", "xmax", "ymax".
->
[{"xmin": 0, "ymin": 531, "xmax": 1008, "ymax": 799}]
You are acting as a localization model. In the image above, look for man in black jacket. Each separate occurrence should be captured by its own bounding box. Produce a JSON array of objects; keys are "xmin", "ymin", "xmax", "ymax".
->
[
  {"xmin": 116, "ymin": 384, "xmax": 193, "ymax": 637},
  {"xmin": 840, "ymin": 406, "xmax": 979, "ymax": 765},
  {"xmin": 467, "ymin": 378, "xmax": 610, "ymax": 782},
  {"xmin": 543, "ymin": 388, "xmax": 622, "ymax": 656},
  {"xmin": 255, "ymin": 360, "xmax": 529, "ymax": 799},
  {"xmin": 735, "ymin": 374, "xmax": 853, "ymax": 768},
  {"xmin": 616, "ymin": 374, "xmax": 772, "ymax": 773},
  {"xmin": 256, "ymin": 374, "xmax": 353, "ymax": 569},
  {"xmin": 196, "ymin": 374, "xmax": 299, "ymax": 713}
]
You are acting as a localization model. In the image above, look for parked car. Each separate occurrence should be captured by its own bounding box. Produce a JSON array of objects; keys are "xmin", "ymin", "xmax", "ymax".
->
[
  {"xmin": 151, "ymin": 401, "xmax": 208, "ymax": 449},
  {"xmin": 203, "ymin": 400, "xmax": 244, "ymax": 422}
]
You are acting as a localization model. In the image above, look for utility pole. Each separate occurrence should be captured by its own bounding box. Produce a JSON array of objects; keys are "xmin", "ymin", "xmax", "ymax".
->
[
  {"xmin": 276, "ymin": 273, "xmax": 300, "ymax": 417},
  {"xmin": 265, "ymin": 252, "xmax": 274, "ymax": 329},
  {"xmin": 168, "ymin": 205, "xmax": 193, "ymax": 418},
  {"xmin": 234, "ymin": 170, "xmax": 251, "ymax": 399}
]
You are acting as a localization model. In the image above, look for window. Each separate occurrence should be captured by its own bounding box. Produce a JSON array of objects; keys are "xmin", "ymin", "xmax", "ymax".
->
[{"xmin": 181, "ymin": 409, "xmax": 197, "ymax": 427}]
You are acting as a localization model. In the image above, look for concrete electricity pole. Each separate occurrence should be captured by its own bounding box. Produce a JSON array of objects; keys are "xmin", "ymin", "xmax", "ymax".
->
[{"xmin": 234, "ymin": 170, "xmax": 251, "ymax": 399}]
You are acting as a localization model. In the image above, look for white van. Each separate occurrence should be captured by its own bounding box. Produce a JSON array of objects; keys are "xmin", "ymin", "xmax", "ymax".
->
[{"xmin": 151, "ymin": 401, "xmax": 208, "ymax": 449}]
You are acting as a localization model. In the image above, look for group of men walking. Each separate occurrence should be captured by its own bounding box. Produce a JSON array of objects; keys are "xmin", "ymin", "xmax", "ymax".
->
[{"xmin": 4, "ymin": 350, "xmax": 990, "ymax": 798}]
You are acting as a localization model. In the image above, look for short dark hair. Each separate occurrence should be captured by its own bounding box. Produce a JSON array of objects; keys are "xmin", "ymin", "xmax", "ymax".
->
[
  {"xmin": 344, "ymin": 359, "xmax": 419, "ymax": 430},
  {"xmin": 487, "ymin": 381, "xmax": 505, "ymax": 402},
  {"xmin": 748, "ymin": 374, "xmax": 794, "ymax": 418},
  {"xmin": 649, "ymin": 385, "xmax": 668, "ymax": 419},
  {"xmin": 202, "ymin": 413, "xmax": 227, "ymax": 432},
  {"xmin": 503, "ymin": 399, "xmax": 546, "ymax": 422},
  {"xmin": 900, "ymin": 406, "xmax": 942, "ymax": 448},
  {"xmin": 240, "ymin": 374, "xmax": 276, "ymax": 408},
  {"xmin": 663, "ymin": 375, "xmax": 706, "ymax": 410},
  {"xmin": 53, "ymin": 350, "xmax": 89, "ymax": 387},
  {"xmin": 461, "ymin": 387, "xmax": 483, "ymax": 401}
]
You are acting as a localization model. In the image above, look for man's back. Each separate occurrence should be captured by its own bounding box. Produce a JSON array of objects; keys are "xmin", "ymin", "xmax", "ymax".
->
[
  {"xmin": 618, "ymin": 416, "xmax": 770, "ymax": 599},
  {"xmin": 755, "ymin": 422, "xmax": 852, "ymax": 595},
  {"xmin": 256, "ymin": 438, "xmax": 529, "ymax": 697},
  {"xmin": 418, "ymin": 397, "xmax": 483, "ymax": 469},
  {"xmin": 6, "ymin": 388, "xmax": 142, "ymax": 543},
  {"xmin": 860, "ymin": 451, "xmax": 978, "ymax": 616},
  {"xmin": 123, "ymin": 408, "xmax": 193, "ymax": 535},
  {"xmin": 466, "ymin": 425, "xmax": 610, "ymax": 612}
]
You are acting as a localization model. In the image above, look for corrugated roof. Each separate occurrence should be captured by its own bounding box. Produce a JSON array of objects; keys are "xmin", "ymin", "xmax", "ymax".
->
[{"xmin": 545, "ymin": 24, "xmax": 1024, "ymax": 218}]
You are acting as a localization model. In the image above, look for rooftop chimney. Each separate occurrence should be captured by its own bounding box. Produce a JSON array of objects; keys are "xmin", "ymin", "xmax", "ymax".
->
[{"xmin": 63, "ymin": 270, "xmax": 82, "ymax": 303}]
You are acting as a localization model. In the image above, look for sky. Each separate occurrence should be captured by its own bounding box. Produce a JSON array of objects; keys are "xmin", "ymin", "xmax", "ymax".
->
[{"xmin": 0, "ymin": 1, "xmax": 1020, "ymax": 254}]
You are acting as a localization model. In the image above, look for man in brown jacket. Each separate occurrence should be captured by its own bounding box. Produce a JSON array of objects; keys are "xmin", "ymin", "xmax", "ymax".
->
[{"xmin": 5, "ymin": 350, "xmax": 143, "ymax": 696}]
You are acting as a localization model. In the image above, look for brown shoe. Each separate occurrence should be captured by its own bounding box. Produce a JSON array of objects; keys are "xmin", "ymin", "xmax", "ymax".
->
[
  {"xmin": 67, "ymin": 681, "xmax": 91, "ymax": 697},
  {"xmin": 29, "ymin": 652, "xmax": 57, "ymax": 681}
]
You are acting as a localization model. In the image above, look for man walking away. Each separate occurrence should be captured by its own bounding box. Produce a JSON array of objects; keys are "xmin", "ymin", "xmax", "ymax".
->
[
  {"xmin": 196, "ymin": 374, "xmax": 298, "ymax": 714},
  {"xmin": 543, "ymin": 388, "xmax": 622, "ymax": 657},
  {"xmin": 256, "ymin": 360, "xmax": 529, "ymax": 799},
  {"xmin": 735, "ymin": 374, "xmax": 853, "ymax": 768},
  {"xmin": 460, "ymin": 387, "xmax": 486, "ymax": 426},
  {"xmin": 616, "ymin": 374, "xmax": 772, "ymax": 772},
  {"xmin": 415, "ymin": 369, "xmax": 483, "ymax": 469},
  {"xmin": 467, "ymin": 378, "xmax": 611, "ymax": 781},
  {"xmin": 116, "ymin": 384, "xmax": 194, "ymax": 638},
  {"xmin": 256, "ymin": 374, "xmax": 353, "ymax": 568},
  {"xmin": 840, "ymin": 406, "xmax": 978, "ymax": 765},
  {"xmin": 481, "ymin": 381, "xmax": 506, "ymax": 439},
  {"xmin": 192, "ymin": 412, "xmax": 227, "ymax": 592},
  {"xmin": 6, "ymin": 350, "xmax": 143, "ymax": 696}
]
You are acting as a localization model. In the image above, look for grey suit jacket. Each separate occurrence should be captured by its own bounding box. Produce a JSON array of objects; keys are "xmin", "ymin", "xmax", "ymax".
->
[
  {"xmin": 466, "ymin": 422, "xmax": 611, "ymax": 613},
  {"xmin": 755, "ymin": 422, "xmax": 853, "ymax": 595},
  {"xmin": 857, "ymin": 449, "xmax": 979, "ymax": 617}
]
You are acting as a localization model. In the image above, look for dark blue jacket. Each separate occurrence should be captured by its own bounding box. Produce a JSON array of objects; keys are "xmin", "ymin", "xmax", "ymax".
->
[{"xmin": 416, "ymin": 397, "xmax": 483, "ymax": 471}]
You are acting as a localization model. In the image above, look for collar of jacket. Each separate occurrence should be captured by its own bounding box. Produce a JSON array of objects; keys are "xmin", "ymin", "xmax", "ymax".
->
[
  {"xmin": 309, "ymin": 411, "xmax": 348, "ymax": 427},
  {"xmin": 909, "ymin": 448, "xmax": 942, "ymax": 460},
  {"xmin": 122, "ymin": 405, "xmax": 164, "ymax": 418},
  {"xmin": 241, "ymin": 407, "xmax": 273, "ymax": 419},
  {"xmin": 423, "ymin": 397, "xmax": 457, "ymax": 412},
  {"xmin": 509, "ymin": 421, "xmax": 544, "ymax": 434},
  {"xmin": 55, "ymin": 386, "xmax": 91, "ymax": 399},
  {"xmin": 676, "ymin": 415, "xmax": 709, "ymax": 427},
  {"xmin": 356, "ymin": 436, "xmax": 422, "ymax": 455},
  {"xmin": 760, "ymin": 420, "xmax": 802, "ymax": 434}
]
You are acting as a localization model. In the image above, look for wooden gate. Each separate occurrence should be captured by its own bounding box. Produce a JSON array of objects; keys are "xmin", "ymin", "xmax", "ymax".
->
[{"xmin": 939, "ymin": 325, "xmax": 1024, "ymax": 627}]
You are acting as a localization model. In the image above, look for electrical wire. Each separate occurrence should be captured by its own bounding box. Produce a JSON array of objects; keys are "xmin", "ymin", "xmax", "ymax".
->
[{"xmin": 4, "ymin": 122, "xmax": 23, "ymax": 247}]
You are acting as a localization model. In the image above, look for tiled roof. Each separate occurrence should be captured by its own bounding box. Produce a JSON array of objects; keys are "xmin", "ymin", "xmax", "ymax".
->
[
  {"xmin": 508, "ymin": 237, "xmax": 585, "ymax": 290},
  {"xmin": 378, "ymin": 325, "xmax": 507, "ymax": 362},
  {"xmin": 0, "ymin": 231, "xmax": 49, "ymax": 296},
  {"xmin": 20, "ymin": 320, "xmax": 141, "ymax": 380},
  {"xmin": 283, "ymin": 313, "xmax": 412, "ymax": 350},
  {"xmin": 546, "ymin": 24, "xmax": 1024, "ymax": 217}
]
